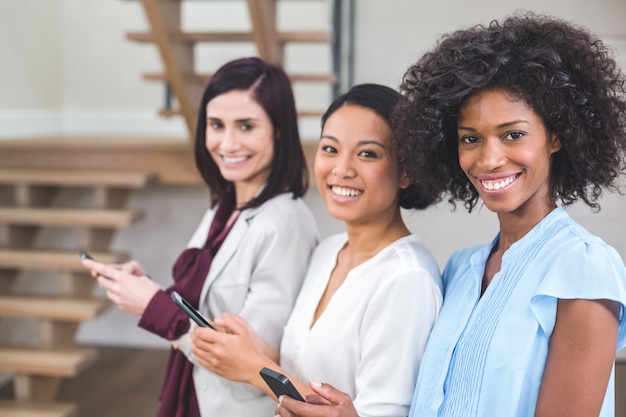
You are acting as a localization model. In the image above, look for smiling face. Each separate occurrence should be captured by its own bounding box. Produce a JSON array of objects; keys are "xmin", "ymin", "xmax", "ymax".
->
[
  {"xmin": 205, "ymin": 89, "xmax": 275, "ymax": 204},
  {"xmin": 457, "ymin": 89, "xmax": 561, "ymax": 217},
  {"xmin": 315, "ymin": 104, "xmax": 410, "ymax": 225}
]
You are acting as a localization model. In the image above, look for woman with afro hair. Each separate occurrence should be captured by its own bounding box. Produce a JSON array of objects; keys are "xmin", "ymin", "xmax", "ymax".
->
[{"xmin": 274, "ymin": 12, "xmax": 626, "ymax": 417}]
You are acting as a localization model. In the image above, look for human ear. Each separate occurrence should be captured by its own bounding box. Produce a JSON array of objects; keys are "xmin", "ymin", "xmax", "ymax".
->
[
  {"xmin": 549, "ymin": 134, "xmax": 562, "ymax": 153},
  {"xmin": 399, "ymin": 171, "xmax": 412, "ymax": 190}
]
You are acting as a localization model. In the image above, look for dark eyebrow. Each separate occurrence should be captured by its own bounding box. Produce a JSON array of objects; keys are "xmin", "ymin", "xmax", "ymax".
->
[
  {"xmin": 320, "ymin": 135, "xmax": 387, "ymax": 149},
  {"xmin": 458, "ymin": 119, "xmax": 530, "ymax": 131},
  {"xmin": 206, "ymin": 117, "xmax": 259, "ymax": 123}
]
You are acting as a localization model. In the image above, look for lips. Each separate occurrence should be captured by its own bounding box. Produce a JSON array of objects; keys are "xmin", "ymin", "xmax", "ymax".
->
[{"xmin": 479, "ymin": 173, "xmax": 519, "ymax": 191}]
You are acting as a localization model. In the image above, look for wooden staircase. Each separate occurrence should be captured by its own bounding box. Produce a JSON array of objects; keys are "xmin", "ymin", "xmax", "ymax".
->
[
  {"xmin": 0, "ymin": 1, "xmax": 336, "ymax": 414},
  {"xmin": 0, "ymin": 167, "xmax": 155, "ymax": 416},
  {"xmin": 125, "ymin": 0, "xmax": 337, "ymax": 140}
]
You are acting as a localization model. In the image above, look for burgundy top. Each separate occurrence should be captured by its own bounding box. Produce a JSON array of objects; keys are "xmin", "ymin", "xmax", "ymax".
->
[{"xmin": 139, "ymin": 198, "xmax": 237, "ymax": 417}]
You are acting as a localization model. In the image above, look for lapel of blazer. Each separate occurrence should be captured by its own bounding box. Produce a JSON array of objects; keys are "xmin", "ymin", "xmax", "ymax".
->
[{"xmin": 198, "ymin": 204, "xmax": 263, "ymax": 304}]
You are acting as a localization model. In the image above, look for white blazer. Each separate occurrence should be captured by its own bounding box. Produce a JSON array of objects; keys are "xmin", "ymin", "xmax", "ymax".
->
[{"xmin": 173, "ymin": 192, "xmax": 319, "ymax": 416}]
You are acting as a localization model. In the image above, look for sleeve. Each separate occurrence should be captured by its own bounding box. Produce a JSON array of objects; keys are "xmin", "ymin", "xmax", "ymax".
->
[
  {"xmin": 354, "ymin": 267, "xmax": 443, "ymax": 417},
  {"xmin": 530, "ymin": 239, "xmax": 626, "ymax": 349},
  {"xmin": 237, "ymin": 204, "xmax": 318, "ymax": 350},
  {"xmin": 138, "ymin": 289, "xmax": 192, "ymax": 340},
  {"xmin": 137, "ymin": 208, "xmax": 215, "ymax": 341}
]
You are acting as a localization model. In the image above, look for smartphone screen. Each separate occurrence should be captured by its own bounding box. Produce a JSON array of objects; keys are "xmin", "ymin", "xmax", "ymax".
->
[
  {"xmin": 171, "ymin": 291, "xmax": 215, "ymax": 330},
  {"xmin": 260, "ymin": 367, "xmax": 304, "ymax": 401}
]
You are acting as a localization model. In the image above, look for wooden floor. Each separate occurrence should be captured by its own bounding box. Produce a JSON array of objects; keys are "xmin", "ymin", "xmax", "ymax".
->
[
  {"xmin": 57, "ymin": 347, "xmax": 169, "ymax": 417},
  {"xmin": 57, "ymin": 351, "xmax": 626, "ymax": 417},
  {"xmin": 2, "ymin": 347, "xmax": 625, "ymax": 416}
]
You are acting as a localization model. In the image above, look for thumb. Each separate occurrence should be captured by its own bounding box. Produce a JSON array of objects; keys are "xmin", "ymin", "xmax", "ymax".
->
[
  {"xmin": 214, "ymin": 313, "xmax": 247, "ymax": 335},
  {"xmin": 308, "ymin": 380, "xmax": 351, "ymax": 405}
]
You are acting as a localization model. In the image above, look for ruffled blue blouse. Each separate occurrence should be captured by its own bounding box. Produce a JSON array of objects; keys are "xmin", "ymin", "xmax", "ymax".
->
[{"xmin": 409, "ymin": 207, "xmax": 626, "ymax": 417}]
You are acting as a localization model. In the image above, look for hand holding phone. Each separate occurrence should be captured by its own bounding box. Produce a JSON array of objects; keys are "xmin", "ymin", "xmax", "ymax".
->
[
  {"xmin": 171, "ymin": 291, "xmax": 215, "ymax": 330},
  {"xmin": 260, "ymin": 367, "xmax": 304, "ymax": 401}
]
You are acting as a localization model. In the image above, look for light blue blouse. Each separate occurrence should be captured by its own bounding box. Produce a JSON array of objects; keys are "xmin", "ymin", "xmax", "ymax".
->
[{"xmin": 409, "ymin": 207, "xmax": 626, "ymax": 417}]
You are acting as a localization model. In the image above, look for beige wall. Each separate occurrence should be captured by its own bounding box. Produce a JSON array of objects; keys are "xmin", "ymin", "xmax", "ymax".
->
[{"xmin": 1, "ymin": 0, "xmax": 625, "ymax": 348}]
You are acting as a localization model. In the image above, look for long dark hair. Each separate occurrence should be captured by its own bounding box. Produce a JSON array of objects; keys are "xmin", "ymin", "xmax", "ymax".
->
[{"xmin": 195, "ymin": 57, "xmax": 308, "ymax": 208}]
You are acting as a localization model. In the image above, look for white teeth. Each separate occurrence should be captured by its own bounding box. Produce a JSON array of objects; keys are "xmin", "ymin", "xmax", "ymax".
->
[
  {"xmin": 331, "ymin": 186, "xmax": 362, "ymax": 197},
  {"xmin": 223, "ymin": 155, "xmax": 248, "ymax": 164},
  {"xmin": 481, "ymin": 175, "xmax": 516, "ymax": 191}
]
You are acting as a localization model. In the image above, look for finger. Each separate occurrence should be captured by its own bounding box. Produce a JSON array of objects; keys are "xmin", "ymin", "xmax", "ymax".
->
[
  {"xmin": 84, "ymin": 260, "xmax": 113, "ymax": 279},
  {"xmin": 279, "ymin": 395, "xmax": 323, "ymax": 417},
  {"xmin": 97, "ymin": 275, "xmax": 115, "ymax": 290},
  {"xmin": 121, "ymin": 260, "xmax": 142, "ymax": 275},
  {"xmin": 80, "ymin": 259, "xmax": 100, "ymax": 278},
  {"xmin": 217, "ymin": 313, "xmax": 248, "ymax": 335},
  {"xmin": 93, "ymin": 263, "xmax": 132, "ymax": 282},
  {"xmin": 302, "ymin": 394, "xmax": 332, "ymax": 406},
  {"xmin": 192, "ymin": 327, "xmax": 222, "ymax": 350},
  {"xmin": 209, "ymin": 319, "xmax": 228, "ymax": 333},
  {"xmin": 275, "ymin": 399, "xmax": 296, "ymax": 417},
  {"xmin": 309, "ymin": 380, "xmax": 350, "ymax": 404}
]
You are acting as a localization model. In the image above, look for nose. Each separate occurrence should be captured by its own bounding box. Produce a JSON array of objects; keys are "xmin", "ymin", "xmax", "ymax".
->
[
  {"xmin": 476, "ymin": 139, "xmax": 506, "ymax": 171},
  {"xmin": 212, "ymin": 128, "xmax": 241, "ymax": 151},
  {"xmin": 332, "ymin": 154, "xmax": 356, "ymax": 178}
]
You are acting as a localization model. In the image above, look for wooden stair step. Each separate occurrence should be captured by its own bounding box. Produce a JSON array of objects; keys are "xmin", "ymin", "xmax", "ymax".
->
[
  {"xmin": 0, "ymin": 249, "xmax": 128, "ymax": 272},
  {"xmin": 0, "ymin": 400, "xmax": 76, "ymax": 417},
  {"xmin": 0, "ymin": 169, "xmax": 155, "ymax": 189},
  {"xmin": 127, "ymin": 30, "xmax": 330, "ymax": 44},
  {"xmin": 0, "ymin": 207, "xmax": 144, "ymax": 228},
  {"xmin": 0, "ymin": 347, "xmax": 97, "ymax": 377},
  {"xmin": 0, "ymin": 296, "xmax": 110, "ymax": 321},
  {"xmin": 143, "ymin": 71, "xmax": 337, "ymax": 84}
]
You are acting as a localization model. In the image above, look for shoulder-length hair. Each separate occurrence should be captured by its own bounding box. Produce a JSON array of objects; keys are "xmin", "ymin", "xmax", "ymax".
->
[
  {"xmin": 195, "ymin": 57, "xmax": 308, "ymax": 208},
  {"xmin": 394, "ymin": 12, "xmax": 626, "ymax": 212}
]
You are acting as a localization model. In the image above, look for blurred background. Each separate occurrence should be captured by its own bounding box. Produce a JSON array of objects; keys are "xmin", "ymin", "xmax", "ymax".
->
[{"xmin": 0, "ymin": 0, "xmax": 625, "ymax": 415}]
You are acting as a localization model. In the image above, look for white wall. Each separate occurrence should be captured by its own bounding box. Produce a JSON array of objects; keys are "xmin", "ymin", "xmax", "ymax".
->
[{"xmin": 1, "ymin": 0, "xmax": 625, "ymax": 348}]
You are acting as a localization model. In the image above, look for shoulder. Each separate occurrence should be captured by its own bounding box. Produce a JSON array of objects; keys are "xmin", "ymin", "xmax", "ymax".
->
[
  {"xmin": 536, "ymin": 211, "xmax": 626, "ymax": 295},
  {"xmin": 383, "ymin": 235, "xmax": 439, "ymax": 271},
  {"xmin": 248, "ymin": 193, "xmax": 315, "ymax": 223},
  {"xmin": 243, "ymin": 193, "xmax": 318, "ymax": 237},
  {"xmin": 372, "ymin": 235, "xmax": 443, "ymax": 292},
  {"xmin": 311, "ymin": 233, "xmax": 347, "ymax": 257},
  {"xmin": 541, "ymin": 209, "xmax": 623, "ymax": 269},
  {"xmin": 445, "ymin": 243, "xmax": 486, "ymax": 274}
]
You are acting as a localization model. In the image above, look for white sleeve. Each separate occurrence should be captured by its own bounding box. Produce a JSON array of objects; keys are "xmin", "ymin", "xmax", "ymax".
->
[{"xmin": 354, "ymin": 268, "xmax": 442, "ymax": 417}]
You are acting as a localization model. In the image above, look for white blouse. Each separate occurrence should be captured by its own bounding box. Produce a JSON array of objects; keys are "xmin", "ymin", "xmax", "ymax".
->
[{"xmin": 280, "ymin": 233, "xmax": 443, "ymax": 417}]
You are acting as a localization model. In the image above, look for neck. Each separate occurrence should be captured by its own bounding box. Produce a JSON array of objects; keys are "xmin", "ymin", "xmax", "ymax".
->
[
  {"xmin": 234, "ymin": 183, "xmax": 264, "ymax": 209},
  {"xmin": 496, "ymin": 200, "xmax": 557, "ymax": 252},
  {"xmin": 343, "ymin": 209, "xmax": 410, "ymax": 265}
]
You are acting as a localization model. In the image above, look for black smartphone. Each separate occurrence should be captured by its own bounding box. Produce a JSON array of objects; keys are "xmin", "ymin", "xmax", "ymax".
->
[
  {"xmin": 259, "ymin": 367, "xmax": 304, "ymax": 401},
  {"xmin": 171, "ymin": 291, "xmax": 215, "ymax": 330},
  {"xmin": 79, "ymin": 250, "xmax": 94, "ymax": 260}
]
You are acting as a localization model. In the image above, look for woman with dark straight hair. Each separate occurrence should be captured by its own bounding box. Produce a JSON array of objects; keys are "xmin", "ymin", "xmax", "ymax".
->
[
  {"xmin": 195, "ymin": 56, "xmax": 308, "ymax": 208},
  {"xmin": 82, "ymin": 56, "xmax": 318, "ymax": 417}
]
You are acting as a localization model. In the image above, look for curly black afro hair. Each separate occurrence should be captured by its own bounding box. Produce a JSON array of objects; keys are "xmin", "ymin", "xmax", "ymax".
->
[{"xmin": 393, "ymin": 11, "xmax": 626, "ymax": 212}]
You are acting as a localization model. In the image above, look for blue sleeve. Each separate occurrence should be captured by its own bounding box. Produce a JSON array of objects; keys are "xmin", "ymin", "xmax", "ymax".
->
[{"xmin": 530, "ymin": 239, "xmax": 626, "ymax": 349}]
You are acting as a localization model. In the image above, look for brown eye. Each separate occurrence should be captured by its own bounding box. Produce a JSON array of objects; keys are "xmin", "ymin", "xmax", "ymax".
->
[
  {"xmin": 505, "ymin": 131, "xmax": 525, "ymax": 141},
  {"xmin": 358, "ymin": 150, "xmax": 378, "ymax": 158},
  {"xmin": 460, "ymin": 135, "xmax": 479, "ymax": 144}
]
